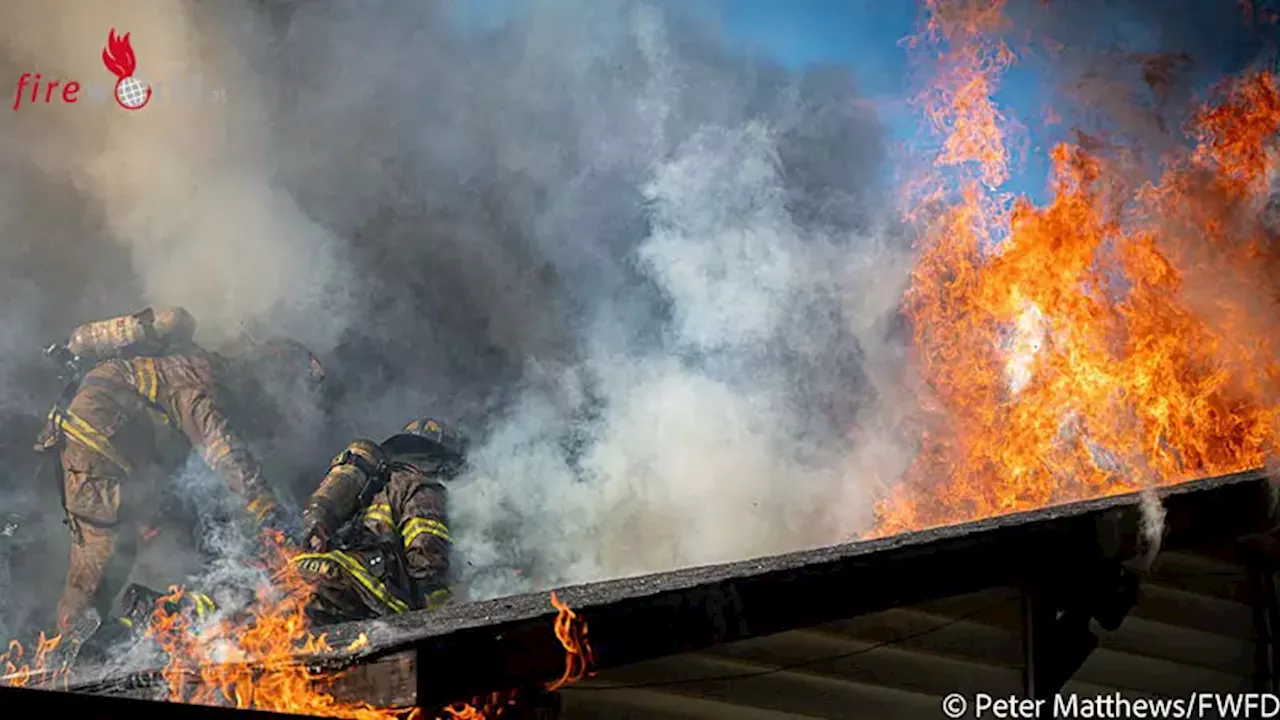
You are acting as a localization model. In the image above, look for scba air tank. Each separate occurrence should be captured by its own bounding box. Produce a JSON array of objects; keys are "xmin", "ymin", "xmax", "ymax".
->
[{"xmin": 67, "ymin": 307, "xmax": 197, "ymax": 361}]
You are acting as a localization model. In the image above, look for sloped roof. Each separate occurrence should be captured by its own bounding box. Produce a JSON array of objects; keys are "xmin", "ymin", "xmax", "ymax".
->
[
  {"xmin": 309, "ymin": 467, "xmax": 1271, "ymax": 708},
  {"xmin": 65, "ymin": 468, "xmax": 1274, "ymax": 711}
]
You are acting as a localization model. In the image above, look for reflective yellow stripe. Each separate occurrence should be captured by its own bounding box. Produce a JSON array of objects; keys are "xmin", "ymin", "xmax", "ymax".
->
[
  {"xmin": 132, "ymin": 358, "xmax": 158, "ymax": 404},
  {"xmin": 290, "ymin": 551, "xmax": 410, "ymax": 614},
  {"xmin": 364, "ymin": 511, "xmax": 394, "ymax": 526},
  {"xmin": 56, "ymin": 409, "xmax": 134, "ymax": 475},
  {"xmin": 204, "ymin": 437, "xmax": 232, "ymax": 467},
  {"xmin": 132, "ymin": 362, "xmax": 149, "ymax": 401},
  {"xmin": 190, "ymin": 593, "xmax": 216, "ymax": 616},
  {"xmin": 142, "ymin": 359, "xmax": 159, "ymax": 404},
  {"xmin": 402, "ymin": 517, "xmax": 451, "ymax": 547},
  {"xmin": 362, "ymin": 503, "xmax": 394, "ymax": 526},
  {"xmin": 119, "ymin": 617, "xmax": 133, "ymax": 628},
  {"xmin": 246, "ymin": 497, "xmax": 276, "ymax": 525},
  {"xmin": 129, "ymin": 358, "xmax": 173, "ymax": 427},
  {"xmin": 425, "ymin": 588, "xmax": 451, "ymax": 610}
]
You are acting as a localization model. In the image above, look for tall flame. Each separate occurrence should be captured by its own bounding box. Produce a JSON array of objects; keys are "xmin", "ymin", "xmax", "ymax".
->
[
  {"xmin": 874, "ymin": 0, "xmax": 1280, "ymax": 536},
  {"xmin": 16, "ymin": 0, "xmax": 1280, "ymax": 711},
  {"xmin": 546, "ymin": 591, "xmax": 594, "ymax": 692}
]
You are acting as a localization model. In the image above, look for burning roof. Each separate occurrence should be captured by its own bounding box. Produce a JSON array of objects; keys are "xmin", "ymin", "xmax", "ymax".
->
[
  {"xmin": 40, "ymin": 467, "xmax": 1277, "ymax": 713},
  {"xmin": 876, "ymin": 0, "xmax": 1280, "ymax": 537},
  {"xmin": 9, "ymin": 0, "xmax": 1280, "ymax": 716}
]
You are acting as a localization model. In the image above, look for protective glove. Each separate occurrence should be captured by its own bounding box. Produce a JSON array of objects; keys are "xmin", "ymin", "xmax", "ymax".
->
[
  {"xmin": 246, "ymin": 495, "xmax": 286, "ymax": 533},
  {"xmin": 121, "ymin": 583, "xmax": 166, "ymax": 629},
  {"xmin": 299, "ymin": 499, "xmax": 338, "ymax": 553},
  {"xmin": 122, "ymin": 582, "xmax": 218, "ymax": 627},
  {"xmin": 244, "ymin": 496, "xmax": 302, "ymax": 558},
  {"xmin": 418, "ymin": 582, "xmax": 453, "ymax": 611},
  {"xmin": 299, "ymin": 520, "xmax": 330, "ymax": 553}
]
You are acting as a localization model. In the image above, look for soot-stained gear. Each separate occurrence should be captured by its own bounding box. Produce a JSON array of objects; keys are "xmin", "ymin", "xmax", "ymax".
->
[
  {"xmin": 119, "ymin": 582, "xmax": 219, "ymax": 630},
  {"xmin": 65, "ymin": 307, "xmax": 198, "ymax": 363},
  {"xmin": 301, "ymin": 439, "xmax": 389, "ymax": 552},
  {"xmin": 34, "ymin": 311, "xmax": 289, "ymax": 633},
  {"xmin": 382, "ymin": 417, "xmax": 469, "ymax": 477},
  {"xmin": 291, "ymin": 418, "xmax": 464, "ymax": 622},
  {"xmin": 290, "ymin": 543, "xmax": 421, "ymax": 623}
]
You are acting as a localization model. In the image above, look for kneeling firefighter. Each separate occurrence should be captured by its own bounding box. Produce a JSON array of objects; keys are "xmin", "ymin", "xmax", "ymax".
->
[
  {"xmin": 118, "ymin": 417, "xmax": 465, "ymax": 630},
  {"xmin": 291, "ymin": 416, "xmax": 465, "ymax": 624},
  {"xmin": 35, "ymin": 307, "xmax": 321, "ymax": 640}
]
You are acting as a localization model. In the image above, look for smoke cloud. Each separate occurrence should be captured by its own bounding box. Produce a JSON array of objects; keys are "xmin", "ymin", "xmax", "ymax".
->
[
  {"xmin": 0, "ymin": 0, "xmax": 920, "ymax": 640},
  {"xmin": 0, "ymin": 0, "xmax": 1267, "ymax": 659},
  {"xmin": 264, "ymin": 0, "xmax": 916, "ymax": 596}
]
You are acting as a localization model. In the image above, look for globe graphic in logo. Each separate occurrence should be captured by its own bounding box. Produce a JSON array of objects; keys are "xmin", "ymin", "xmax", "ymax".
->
[{"xmin": 115, "ymin": 76, "xmax": 150, "ymax": 110}]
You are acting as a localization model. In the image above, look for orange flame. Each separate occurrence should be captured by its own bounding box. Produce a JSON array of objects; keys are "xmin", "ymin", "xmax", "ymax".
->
[
  {"xmin": 545, "ymin": 591, "xmax": 594, "ymax": 692},
  {"xmin": 145, "ymin": 532, "xmax": 413, "ymax": 718},
  {"xmin": 910, "ymin": 0, "xmax": 1015, "ymax": 190},
  {"xmin": 874, "ymin": 0, "xmax": 1280, "ymax": 536},
  {"xmin": 435, "ymin": 592, "xmax": 591, "ymax": 718},
  {"xmin": 139, "ymin": 540, "xmax": 593, "ymax": 718},
  {"xmin": 436, "ymin": 691, "xmax": 521, "ymax": 720},
  {"xmin": 0, "ymin": 632, "xmax": 70, "ymax": 690},
  {"xmin": 22, "ymin": 2, "xmax": 1280, "ymax": 712}
]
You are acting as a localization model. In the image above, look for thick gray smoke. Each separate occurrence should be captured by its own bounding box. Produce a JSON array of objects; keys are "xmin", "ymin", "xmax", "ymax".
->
[
  {"xmin": 258, "ymin": 0, "xmax": 915, "ymax": 596},
  {"xmin": 0, "ymin": 0, "xmax": 918, "ymax": 641}
]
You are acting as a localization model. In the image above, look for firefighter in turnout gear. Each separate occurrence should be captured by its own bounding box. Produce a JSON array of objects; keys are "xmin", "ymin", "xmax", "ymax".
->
[
  {"xmin": 35, "ymin": 308, "xmax": 317, "ymax": 633},
  {"xmin": 289, "ymin": 417, "xmax": 465, "ymax": 624}
]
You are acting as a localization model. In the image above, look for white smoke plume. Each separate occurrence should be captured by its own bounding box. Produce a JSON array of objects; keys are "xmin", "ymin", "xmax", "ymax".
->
[
  {"xmin": 0, "ymin": 0, "xmax": 919, "ymax": 639},
  {"xmin": 1137, "ymin": 489, "xmax": 1166, "ymax": 568},
  {"xmin": 452, "ymin": 120, "xmax": 913, "ymax": 595}
]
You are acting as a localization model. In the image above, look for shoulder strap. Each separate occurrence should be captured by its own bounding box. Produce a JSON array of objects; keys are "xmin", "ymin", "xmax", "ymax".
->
[{"xmin": 79, "ymin": 365, "xmax": 174, "ymax": 429}]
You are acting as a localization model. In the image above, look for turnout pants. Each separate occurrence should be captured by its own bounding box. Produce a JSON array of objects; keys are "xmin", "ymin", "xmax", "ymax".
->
[
  {"xmin": 56, "ymin": 443, "xmax": 151, "ymax": 632},
  {"xmin": 290, "ymin": 545, "xmax": 415, "ymax": 626}
]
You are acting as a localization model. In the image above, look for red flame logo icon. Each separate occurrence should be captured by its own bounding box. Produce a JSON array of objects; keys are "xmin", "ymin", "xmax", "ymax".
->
[{"xmin": 102, "ymin": 28, "xmax": 151, "ymax": 111}]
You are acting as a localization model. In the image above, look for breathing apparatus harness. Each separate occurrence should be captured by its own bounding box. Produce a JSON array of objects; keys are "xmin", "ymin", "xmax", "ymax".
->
[{"xmin": 38, "ymin": 342, "xmax": 90, "ymax": 542}]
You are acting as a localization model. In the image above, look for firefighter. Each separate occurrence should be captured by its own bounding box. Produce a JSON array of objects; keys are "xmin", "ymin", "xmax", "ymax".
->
[
  {"xmin": 35, "ymin": 307, "xmax": 320, "ymax": 633},
  {"xmin": 289, "ymin": 417, "xmax": 466, "ymax": 624},
  {"xmin": 113, "ymin": 417, "xmax": 466, "ymax": 630}
]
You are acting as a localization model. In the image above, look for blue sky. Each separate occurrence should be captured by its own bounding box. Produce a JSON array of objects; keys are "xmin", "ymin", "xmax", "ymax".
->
[
  {"xmin": 707, "ymin": 0, "xmax": 1054, "ymax": 203},
  {"xmin": 449, "ymin": 0, "xmax": 1059, "ymax": 203}
]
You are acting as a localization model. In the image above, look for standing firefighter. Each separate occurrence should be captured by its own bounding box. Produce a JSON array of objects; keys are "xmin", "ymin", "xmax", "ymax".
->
[
  {"xmin": 290, "ymin": 417, "xmax": 466, "ymax": 624},
  {"xmin": 36, "ymin": 307, "xmax": 318, "ymax": 633}
]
